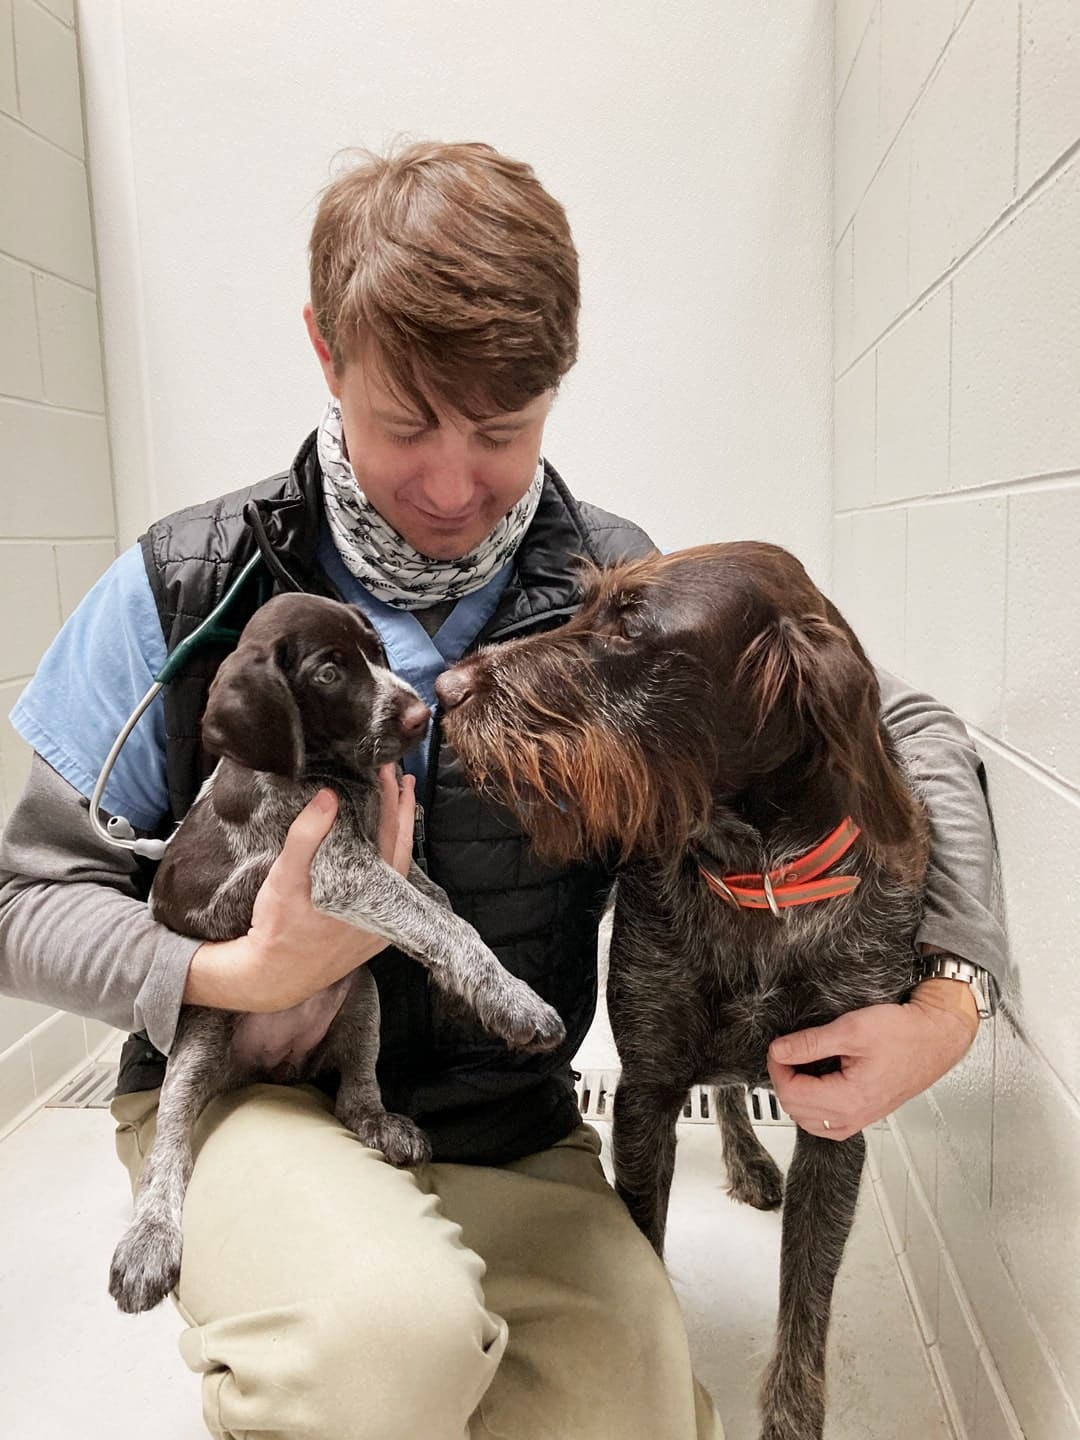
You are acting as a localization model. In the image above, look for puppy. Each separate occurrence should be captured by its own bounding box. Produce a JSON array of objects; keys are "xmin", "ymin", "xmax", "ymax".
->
[
  {"xmin": 109, "ymin": 592, "xmax": 565, "ymax": 1314},
  {"xmin": 435, "ymin": 543, "xmax": 929, "ymax": 1440}
]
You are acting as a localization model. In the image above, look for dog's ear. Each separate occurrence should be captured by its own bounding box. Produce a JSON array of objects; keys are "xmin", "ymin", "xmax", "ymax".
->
[
  {"xmin": 737, "ymin": 611, "xmax": 920, "ymax": 855},
  {"xmin": 201, "ymin": 644, "xmax": 304, "ymax": 778}
]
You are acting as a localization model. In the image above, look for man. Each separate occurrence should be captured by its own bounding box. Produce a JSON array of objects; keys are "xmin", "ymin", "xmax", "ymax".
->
[{"xmin": 0, "ymin": 142, "xmax": 1004, "ymax": 1439}]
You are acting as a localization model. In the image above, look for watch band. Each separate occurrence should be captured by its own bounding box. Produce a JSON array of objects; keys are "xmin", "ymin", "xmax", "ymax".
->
[{"xmin": 916, "ymin": 953, "xmax": 997, "ymax": 1020}]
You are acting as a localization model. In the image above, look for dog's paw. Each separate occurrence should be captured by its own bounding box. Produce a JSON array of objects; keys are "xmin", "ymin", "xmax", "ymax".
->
[
  {"xmin": 354, "ymin": 1111, "xmax": 431, "ymax": 1167},
  {"xmin": 727, "ymin": 1154, "xmax": 784, "ymax": 1211},
  {"xmin": 483, "ymin": 982, "xmax": 566, "ymax": 1053},
  {"xmin": 109, "ymin": 1214, "xmax": 183, "ymax": 1313}
]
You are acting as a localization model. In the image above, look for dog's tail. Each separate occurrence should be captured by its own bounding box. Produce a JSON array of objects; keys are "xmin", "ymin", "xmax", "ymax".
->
[{"xmin": 737, "ymin": 612, "xmax": 926, "ymax": 880}]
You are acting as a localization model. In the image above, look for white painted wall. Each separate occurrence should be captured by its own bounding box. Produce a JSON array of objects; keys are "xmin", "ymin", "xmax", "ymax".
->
[
  {"xmin": 833, "ymin": 3, "xmax": 1080, "ymax": 1437},
  {"xmin": 0, "ymin": 0, "xmax": 118, "ymax": 1136},
  {"xmin": 76, "ymin": 0, "xmax": 833, "ymax": 582}
]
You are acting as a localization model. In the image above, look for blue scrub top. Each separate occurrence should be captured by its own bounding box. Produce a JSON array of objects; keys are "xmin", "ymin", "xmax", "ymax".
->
[{"xmin": 10, "ymin": 529, "xmax": 512, "ymax": 832}]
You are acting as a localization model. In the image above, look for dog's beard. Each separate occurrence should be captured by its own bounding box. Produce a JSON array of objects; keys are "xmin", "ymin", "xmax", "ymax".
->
[{"xmin": 442, "ymin": 654, "xmax": 717, "ymax": 865}]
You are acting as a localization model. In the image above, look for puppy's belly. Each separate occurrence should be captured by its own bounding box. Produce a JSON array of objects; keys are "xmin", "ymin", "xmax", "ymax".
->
[{"xmin": 232, "ymin": 977, "xmax": 351, "ymax": 1078}]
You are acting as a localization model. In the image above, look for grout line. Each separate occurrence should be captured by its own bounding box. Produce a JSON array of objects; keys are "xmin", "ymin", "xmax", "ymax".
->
[
  {"xmin": 837, "ymin": 0, "xmax": 969, "ymax": 244},
  {"xmin": 836, "ymin": 468, "xmax": 1080, "ymax": 514},
  {"xmin": 1014, "ymin": 1, "xmax": 1023, "ymax": 196},
  {"xmin": 29, "ymin": 0, "xmax": 74, "ymax": 30},
  {"xmin": 0, "ymin": 535, "xmax": 115, "ymax": 546},
  {"xmin": 0, "ymin": 249, "xmax": 95, "ymax": 295},
  {"xmin": 0, "ymin": 101, "xmax": 85, "ymax": 165},
  {"xmin": 10, "ymin": 0, "xmax": 21, "ymax": 115},
  {"xmin": 971, "ymin": 725, "xmax": 1080, "ymax": 805},
  {"xmin": 0, "ymin": 393, "xmax": 106, "ymax": 419},
  {"xmin": 834, "ymin": 0, "xmax": 879, "ymax": 115},
  {"xmin": 837, "ymin": 139, "xmax": 1080, "ymax": 381},
  {"xmin": 867, "ymin": 1173, "xmax": 962, "ymax": 1439},
  {"xmin": 946, "ymin": 282, "xmax": 953, "ymax": 487}
]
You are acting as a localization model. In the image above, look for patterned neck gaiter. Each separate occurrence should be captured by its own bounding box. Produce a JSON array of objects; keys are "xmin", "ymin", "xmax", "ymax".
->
[{"xmin": 317, "ymin": 398, "xmax": 544, "ymax": 610}]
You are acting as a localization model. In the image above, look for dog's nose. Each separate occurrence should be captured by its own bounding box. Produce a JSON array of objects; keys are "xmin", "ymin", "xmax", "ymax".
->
[
  {"xmin": 398, "ymin": 699, "xmax": 432, "ymax": 739},
  {"xmin": 435, "ymin": 670, "xmax": 473, "ymax": 711}
]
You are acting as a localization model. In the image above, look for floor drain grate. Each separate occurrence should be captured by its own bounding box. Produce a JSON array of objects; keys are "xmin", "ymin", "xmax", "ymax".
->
[
  {"xmin": 573, "ymin": 1069, "xmax": 793, "ymax": 1126},
  {"xmin": 45, "ymin": 1061, "xmax": 118, "ymax": 1109}
]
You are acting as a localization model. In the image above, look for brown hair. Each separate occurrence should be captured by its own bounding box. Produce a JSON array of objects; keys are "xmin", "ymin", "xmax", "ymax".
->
[{"xmin": 308, "ymin": 141, "xmax": 580, "ymax": 422}]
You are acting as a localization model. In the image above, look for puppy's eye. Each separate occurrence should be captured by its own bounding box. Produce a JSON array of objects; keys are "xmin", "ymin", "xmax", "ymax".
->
[{"xmin": 313, "ymin": 663, "xmax": 340, "ymax": 686}]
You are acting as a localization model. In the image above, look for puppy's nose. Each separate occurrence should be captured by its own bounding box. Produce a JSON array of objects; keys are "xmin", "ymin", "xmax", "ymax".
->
[
  {"xmin": 435, "ymin": 669, "xmax": 473, "ymax": 711},
  {"xmin": 398, "ymin": 699, "xmax": 432, "ymax": 739}
]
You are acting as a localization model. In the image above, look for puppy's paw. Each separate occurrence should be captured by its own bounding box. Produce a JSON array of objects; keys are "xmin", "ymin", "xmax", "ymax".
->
[
  {"xmin": 483, "ymin": 982, "xmax": 566, "ymax": 1053},
  {"xmin": 354, "ymin": 1111, "xmax": 431, "ymax": 1167},
  {"xmin": 109, "ymin": 1214, "xmax": 182, "ymax": 1313},
  {"xmin": 727, "ymin": 1154, "xmax": 784, "ymax": 1211}
]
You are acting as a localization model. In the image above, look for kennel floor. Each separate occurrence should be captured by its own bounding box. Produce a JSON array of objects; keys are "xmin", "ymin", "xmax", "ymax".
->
[{"xmin": 0, "ymin": 1025, "xmax": 956, "ymax": 1440}]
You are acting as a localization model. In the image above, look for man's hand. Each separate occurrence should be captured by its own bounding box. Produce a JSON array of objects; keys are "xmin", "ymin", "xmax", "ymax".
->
[
  {"xmin": 183, "ymin": 766, "xmax": 416, "ymax": 1012},
  {"xmin": 766, "ymin": 979, "xmax": 980, "ymax": 1141}
]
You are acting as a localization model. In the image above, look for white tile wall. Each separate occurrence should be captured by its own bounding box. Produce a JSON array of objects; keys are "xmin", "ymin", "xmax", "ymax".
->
[
  {"xmin": 875, "ymin": 287, "xmax": 950, "ymax": 503},
  {"xmin": 982, "ymin": 744, "xmax": 1080, "ymax": 1095},
  {"xmin": 0, "ymin": 541, "xmax": 63, "ymax": 680},
  {"xmin": 951, "ymin": 162, "xmax": 1080, "ymax": 492},
  {"xmin": 906, "ymin": 0, "xmax": 1019, "ymax": 299},
  {"xmin": 0, "ymin": 0, "xmax": 118, "ymax": 1129},
  {"xmin": 0, "ymin": 113, "xmax": 94, "ymax": 286},
  {"xmin": 834, "ymin": 0, "xmax": 1080, "ymax": 1430},
  {"xmin": 0, "ymin": 397, "xmax": 113, "ymax": 536},
  {"xmin": 35, "ymin": 273, "xmax": 106, "ymax": 411},
  {"xmin": 991, "ymin": 1015, "xmax": 1080, "ymax": 1402},
  {"xmin": 834, "ymin": 0, "xmax": 878, "ymax": 101},
  {"xmin": 834, "ymin": 352, "xmax": 875, "ymax": 511},
  {"xmin": 835, "ymin": 2, "xmax": 882, "ymax": 238},
  {"xmin": 0, "ymin": 0, "xmax": 17, "ymax": 115},
  {"xmin": 0, "ymin": 253, "xmax": 42, "ymax": 400},
  {"xmin": 905, "ymin": 497, "xmax": 1007, "ymax": 732},
  {"xmin": 1018, "ymin": 0, "xmax": 1080, "ymax": 191},
  {"xmin": 850, "ymin": 130, "xmax": 911, "ymax": 356},
  {"xmin": 878, "ymin": 0, "xmax": 958, "ymax": 146},
  {"xmin": 12, "ymin": 0, "xmax": 83, "ymax": 157},
  {"xmin": 1004, "ymin": 488, "xmax": 1080, "ymax": 788}
]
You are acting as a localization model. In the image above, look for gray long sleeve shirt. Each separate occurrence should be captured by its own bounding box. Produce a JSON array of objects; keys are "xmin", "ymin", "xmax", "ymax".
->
[{"xmin": 0, "ymin": 667, "xmax": 1007, "ymax": 1057}]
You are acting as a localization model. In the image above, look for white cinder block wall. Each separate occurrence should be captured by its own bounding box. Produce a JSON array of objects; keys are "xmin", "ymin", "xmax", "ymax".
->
[
  {"xmin": 833, "ymin": 3, "xmax": 1080, "ymax": 1438},
  {"xmin": 0, "ymin": 0, "xmax": 117, "ymax": 1135}
]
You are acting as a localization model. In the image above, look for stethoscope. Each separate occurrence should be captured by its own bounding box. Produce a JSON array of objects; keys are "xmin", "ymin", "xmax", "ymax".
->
[{"xmin": 89, "ymin": 502, "xmax": 307, "ymax": 861}]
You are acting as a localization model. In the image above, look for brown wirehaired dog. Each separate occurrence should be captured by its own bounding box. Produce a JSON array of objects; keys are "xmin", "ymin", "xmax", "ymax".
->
[{"xmin": 435, "ymin": 543, "xmax": 929, "ymax": 1440}]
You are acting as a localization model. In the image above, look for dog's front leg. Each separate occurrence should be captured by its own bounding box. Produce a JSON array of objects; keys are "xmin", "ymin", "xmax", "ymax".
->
[
  {"xmin": 611, "ymin": 1073, "xmax": 686, "ymax": 1256},
  {"xmin": 109, "ymin": 1008, "xmax": 236, "ymax": 1312},
  {"xmin": 760, "ymin": 1126, "xmax": 865, "ymax": 1440},
  {"xmin": 310, "ymin": 841, "xmax": 565, "ymax": 1052},
  {"xmin": 317, "ymin": 966, "xmax": 430, "ymax": 1166}
]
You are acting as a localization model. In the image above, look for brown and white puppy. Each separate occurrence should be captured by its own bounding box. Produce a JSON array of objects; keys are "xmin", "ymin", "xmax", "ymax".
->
[
  {"xmin": 435, "ymin": 543, "xmax": 929, "ymax": 1440},
  {"xmin": 109, "ymin": 592, "xmax": 565, "ymax": 1314}
]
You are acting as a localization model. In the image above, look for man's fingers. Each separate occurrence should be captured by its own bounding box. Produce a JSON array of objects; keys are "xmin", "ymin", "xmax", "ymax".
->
[
  {"xmin": 376, "ymin": 766, "xmax": 399, "ymax": 861},
  {"xmin": 393, "ymin": 774, "xmax": 416, "ymax": 875},
  {"xmin": 769, "ymin": 1013, "xmax": 856, "ymax": 1067},
  {"xmin": 270, "ymin": 789, "xmax": 338, "ymax": 894}
]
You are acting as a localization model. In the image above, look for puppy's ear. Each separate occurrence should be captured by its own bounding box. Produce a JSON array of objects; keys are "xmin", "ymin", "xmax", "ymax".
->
[
  {"xmin": 737, "ymin": 610, "xmax": 921, "ymax": 858},
  {"xmin": 201, "ymin": 645, "xmax": 304, "ymax": 778}
]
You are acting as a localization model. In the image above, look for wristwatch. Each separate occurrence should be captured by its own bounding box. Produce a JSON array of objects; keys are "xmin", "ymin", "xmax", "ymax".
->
[{"xmin": 915, "ymin": 952, "xmax": 997, "ymax": 1021}]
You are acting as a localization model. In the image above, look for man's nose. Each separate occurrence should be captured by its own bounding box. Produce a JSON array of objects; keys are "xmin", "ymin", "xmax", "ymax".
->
[{"xmin": 419, "ymin": 436, "xmax": 477, "ymax": 516}]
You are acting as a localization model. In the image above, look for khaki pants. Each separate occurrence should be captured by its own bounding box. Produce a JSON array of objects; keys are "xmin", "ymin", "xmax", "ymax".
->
[{"xmin": 113, "ymin": 1083, "xmax": 723, "ymax": 1440}]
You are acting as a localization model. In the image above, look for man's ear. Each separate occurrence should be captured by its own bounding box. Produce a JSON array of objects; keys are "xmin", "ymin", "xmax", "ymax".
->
[
  {"xmin": 201, "ymin": 645, "xmax": 304, "ymax": 778},
  {"xmin": 303, "ymin": 302, "xmax": 341, "ymax": 397}
]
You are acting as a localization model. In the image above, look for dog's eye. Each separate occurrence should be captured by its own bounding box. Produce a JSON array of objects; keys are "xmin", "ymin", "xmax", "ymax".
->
[{"xmin": 313, "ymin": 663, "xmax": 340, "ymax": 686}]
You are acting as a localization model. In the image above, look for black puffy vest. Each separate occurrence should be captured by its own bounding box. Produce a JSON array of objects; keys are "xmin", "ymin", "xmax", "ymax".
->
[{"xmin": 118, "ymin": 433, "xmax": 654, "ymax": 1164}]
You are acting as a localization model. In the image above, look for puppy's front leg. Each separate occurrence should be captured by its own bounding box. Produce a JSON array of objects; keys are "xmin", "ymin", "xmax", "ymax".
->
[
  {"xmin": 317, "ymin": 967, "xmax": 430, "ymax": 1166},
  {"xmin": 310, "ymin": 840, "xmax": 565, "ymax": 1052},
  {"xmin": 611, "ymin": 1072, "xmax": 686, "ymax": 1256},
  {"xmin": 109, "ymin": 1008, "xmax": 236, "ymax": 1312}
]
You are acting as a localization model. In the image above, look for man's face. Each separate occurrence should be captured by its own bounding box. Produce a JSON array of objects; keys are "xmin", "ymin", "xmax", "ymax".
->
[{"xmin": 306, "ymin": 308, "xmax": 552, "ymax": 561}]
